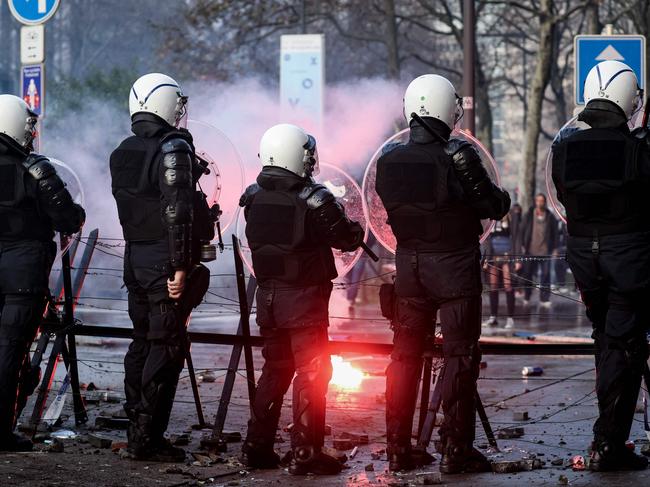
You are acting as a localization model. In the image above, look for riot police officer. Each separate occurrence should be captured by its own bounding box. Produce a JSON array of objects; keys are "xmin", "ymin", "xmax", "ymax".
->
[
  {"xmin": 376, "ymin": 75, "xmax": 510, "ymax": 473},
  {"xmin": 552, "ymin": 60, "xmax": 649, "ymax": 471},
  {"xmin": 111, "ymin": 73, "xmax": 211, "ymax": 462},
  {"xmin": 0, "ymin": 94, "xmax": 85, "ymax": 451},
  {"xmin": 239, "ymin": 123, "xmax": 364, "ymax": 475}
]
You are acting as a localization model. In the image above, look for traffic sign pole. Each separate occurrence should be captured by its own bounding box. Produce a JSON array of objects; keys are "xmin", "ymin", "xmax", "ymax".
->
[{"xmin": 10, "ymin": 0, "xmax": 60, "ymax": 151}]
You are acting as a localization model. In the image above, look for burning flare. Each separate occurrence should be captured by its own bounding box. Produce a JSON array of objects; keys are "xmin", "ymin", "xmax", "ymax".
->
[{"xmin": 330, "ymin": 355, "xmax": 364, "ymax": 390}]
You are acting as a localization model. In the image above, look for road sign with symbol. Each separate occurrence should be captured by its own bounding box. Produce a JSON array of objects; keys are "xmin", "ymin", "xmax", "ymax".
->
[{"xmin": 574, "ymin": 35, "xmax": 646, "ymax": 105}]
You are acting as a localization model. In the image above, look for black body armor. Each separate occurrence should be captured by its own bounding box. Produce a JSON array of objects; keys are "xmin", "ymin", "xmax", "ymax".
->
[
  {"xmin": 110, "ymin": 116, "xmax": 195, "ymax": 269},
  {"xmin": 0, "ymin": 139, "xmax": 85, "ymax": 241},
  {"xmin": 553, "ymin": 127, "xmax": 650, "ymax": 237}
]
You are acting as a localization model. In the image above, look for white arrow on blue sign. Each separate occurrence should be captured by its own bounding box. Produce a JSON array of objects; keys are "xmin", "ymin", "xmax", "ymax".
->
[
  {"xmin": 574, "ymin": 35, "xmax": 646, "ymax": 105},
  {"xmin": 8, "ymin": 0, "xmax": 60, "ymax": 26}
]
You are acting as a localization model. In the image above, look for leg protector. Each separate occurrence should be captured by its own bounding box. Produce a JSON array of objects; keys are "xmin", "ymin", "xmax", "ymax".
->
[
  {"xmin": 386, "ymin": 297, "xmax": 433, "ymax": 448},
  {"xmin": 439, "ymin": 297, "xmax": 481, "ymax": 445},
  {"xmin": 290, "ymin": 327, "xmax": 332, "ymax": 462},
  {"xmin": 0, "ymin": 294, "xmax": 43, "ymax": 439},
  {"xmin": 245, "ymin": 329, "xmax": 295, "ymax": 449}
]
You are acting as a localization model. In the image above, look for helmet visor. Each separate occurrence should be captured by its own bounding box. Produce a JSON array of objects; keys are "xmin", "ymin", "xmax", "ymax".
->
[
  {"xmin": 24, "ymin": 109, "xmax": 38, "ymax": 150},
  {"xmin": 454, "ymin": 94, "xmax": 464, "ymax": 126},
  {"xmin": 175, "ymin": 92, "xmax": 189, "ymax": 128},
  {"xmin": 303, "ymin": 134, "xmax": 319, "ymax": 177}
]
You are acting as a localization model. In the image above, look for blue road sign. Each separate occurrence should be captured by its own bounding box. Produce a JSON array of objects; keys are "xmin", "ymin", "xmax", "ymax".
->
[
  {"xmin": 8, "ymin": 0, "xmax": 60, "ymax": 26},
  {"xmin": 21, "ymin": 64, "xmax": 44, "ymax": 116},
  {"xmin": 575, "ymin": 35, "xmax": 646, "ymax": 105}
]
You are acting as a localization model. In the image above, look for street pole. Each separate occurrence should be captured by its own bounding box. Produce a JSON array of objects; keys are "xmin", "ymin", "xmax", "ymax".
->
[{"xmin": 462, "ymin": 0, "xmax": 476, "ymax": 134}]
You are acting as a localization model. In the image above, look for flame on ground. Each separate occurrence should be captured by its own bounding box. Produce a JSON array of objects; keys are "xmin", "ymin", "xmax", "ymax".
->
[{"xmin": 330, "ymin": 355, "xmax": 365, "ymax": 390}]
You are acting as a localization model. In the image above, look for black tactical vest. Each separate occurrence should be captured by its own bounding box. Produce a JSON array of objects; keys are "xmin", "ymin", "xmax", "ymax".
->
[
  {"xmin": 0, "ymin": 149, "xmax": 54, "ymax": 241},
  {"xmin": 245, "ymin": 186, "xmax": 337, "ymax": 286},
  {"xmin": 376, "ymin": 141, "xmax": 483, "ymax": 251},
  {"xmin": 553, "ymin": 127, "xmax": 650, "ymax": 237}
]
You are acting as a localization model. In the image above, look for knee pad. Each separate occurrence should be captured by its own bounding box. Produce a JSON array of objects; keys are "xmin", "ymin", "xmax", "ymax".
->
[{"xmin": 296, "ymin": 354, "xmax": 333, "ymax": 384}]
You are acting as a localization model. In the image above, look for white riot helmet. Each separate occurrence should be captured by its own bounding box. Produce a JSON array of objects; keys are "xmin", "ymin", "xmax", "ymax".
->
[
  {"xmin": 584, "ymin": 60, "xmax": 642, "ymax": 119},
  {"xmin": 129, "ymin": 73, "xmax": 188, "ymax": 127},
  {"xmin": 259, "ymin": 123, "xmax": 319, "ymax": 178},
  {"xmin": 0, "ymin": 94, "xmax": 38, "ymax": 150},
  {"xmin": 404, "ymin": 74, "xmax": 463, "ymax": 130}
]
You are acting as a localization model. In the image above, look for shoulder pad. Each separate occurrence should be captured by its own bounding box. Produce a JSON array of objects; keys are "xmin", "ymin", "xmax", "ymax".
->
[
  {"xmin": 381, "ymin": 141, "xmax": 403, "ymax": 156},
  {"xmin": 239, "ymin": 184, "xmax": 260, "ymax": 207},
  {"xmin": 444, "ymin": 138, "xmax": 473, "ymax": 156},
  {"xmin": 22, "ymin": 153, "xmax": 56, "ymax": 181},
  {"xmin": 161, "ymin": 137, "xmax": 193, "ymax": 155},
  {"xmin": 299, "ymin": 183, "xmax": 335, "ymax": 209}
]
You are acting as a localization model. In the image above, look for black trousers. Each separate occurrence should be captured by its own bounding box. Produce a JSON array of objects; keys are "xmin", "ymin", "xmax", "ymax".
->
[
  {"xmin": 523, "ymin": 259, "xmax": 551, "ymax": 302},
  {"xmin": 122, "ymin": 240, "xmax": 187, "ymax": 441},
  {"xmin": 386, "ymin": 246, "xmax": 482, "ymax": 447},
  {"xmin": 0, "ymin": 240, "xmax": 54, "ymax": 440},
  {"xmin": 245, "ymin": 282, "xmax": 333, "ymax": 455},
  {"xmin": 567, "ymin": 232, "xmax": 650, "ymax": 445}
]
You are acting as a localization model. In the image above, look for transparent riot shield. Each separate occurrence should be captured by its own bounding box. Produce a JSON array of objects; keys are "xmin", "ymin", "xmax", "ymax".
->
[
  {"xmin": 50, "ymin": 158, "xmax": 85, "ymax": 260},
  {"xmin": 235, "ymin": 163, "xmax": 369, "ymax": 280},
  {"xmin": 544, "ymin": 116, "xmax": 590, "ymax": 223},
  {"xmin": 361, "ymin": 128, "xmax": 500, "ymax": 254},
  {"xmin": 187, "ymin": 119, "xmax": 245, "ymax": 235}
]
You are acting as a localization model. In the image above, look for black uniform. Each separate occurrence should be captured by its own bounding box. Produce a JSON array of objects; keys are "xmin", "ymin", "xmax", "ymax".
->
[
  {"xmin": 110, "ymin": 113, "xmax": 205, "ymax": 458},
  {"xmin": 376, "ymin": 118, "xmax": 509, "ymax": 472},
  {"xmin": 239, "ymin": 166, "xmax": 363, "ymax": 473},
  {"xmin": 552, "ymin": 100, "xmax": 650, "ymax": 470},
  {"xmin": 0, "ymin": 137, "xmax": 85, "ymax": 450}
]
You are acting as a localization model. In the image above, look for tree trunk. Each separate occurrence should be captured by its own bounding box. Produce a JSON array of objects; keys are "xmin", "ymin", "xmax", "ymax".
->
[
  {"xmin": 475, "ymin": 61, "xmax": 493, "ymax": 153},
  {"xmin": 519, "ymin": 0, "xmax": 555, "ymax": 210},
  {"xmin": 383, "ymin": 0, "xmax": 400, "ymax": 78},
  {"xmin": 585, "ymin": 0, "xmax": 602, "ymax": 34}
]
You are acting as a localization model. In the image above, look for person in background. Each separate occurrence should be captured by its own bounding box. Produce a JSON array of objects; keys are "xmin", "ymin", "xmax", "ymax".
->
[
  {"xmin": 553, "ymin": 220, "xmax": 570, "ymax": 293},
  {"xmin": 482, "ymin": 210, "xmax": 521, "ymax": 330},
  {"xmin": 520, "ymin": 193, "xmax": 557, "ymax": 307}
]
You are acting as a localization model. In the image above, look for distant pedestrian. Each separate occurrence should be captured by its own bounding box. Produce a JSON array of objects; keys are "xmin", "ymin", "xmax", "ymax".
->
[
  {"xmin": 520, "ymin": 193, "xmax": 557, "ymax": 307},
  {"xmin": 482, "ymin": 211, "xmax": 521, "ymax": 329}
]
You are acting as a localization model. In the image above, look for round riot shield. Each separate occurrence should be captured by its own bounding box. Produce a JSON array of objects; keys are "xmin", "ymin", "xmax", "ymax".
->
[
  {"xmin": 545, "ymin": 107, "xmax": 646, "ymax": 223},
  {"xmin": 362, "ymin": 128, "xmax": 499, "ymax": 254},
  {"xmin": 50, "ymin": 158, "xmax": 85, "ymax": 258},
  {"xmin": 544, "ymin": 116, "xmax": 589, "ymax": 223},
  {"xmin": 187, "ymin": 119, "xmax": 245, "ymax": 235},
  {"xmin": 235, "ymin": 163, "xmax": 369, "ymax": 280}
]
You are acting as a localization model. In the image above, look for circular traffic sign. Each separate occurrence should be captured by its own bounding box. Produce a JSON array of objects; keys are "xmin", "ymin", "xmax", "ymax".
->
[{"xmin": 9, "ymin": 0, "xmax": 60, "ymax": 26}]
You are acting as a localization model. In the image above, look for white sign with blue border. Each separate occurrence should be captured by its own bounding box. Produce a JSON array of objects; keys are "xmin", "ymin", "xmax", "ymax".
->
[
  {"xmin": 575, "ymin": 35, "xmax": 646, "ymax": 105},
  {"xmin": 8, "ymin": 0, "xmax": 60, "ymax": 26},
  {"xmin": 21, "ymin": 64, "xmax": 44, "ymax": 116},
  {"xmin": 280, "ymin": 34, "xmax": 325, "ymax": 127}
]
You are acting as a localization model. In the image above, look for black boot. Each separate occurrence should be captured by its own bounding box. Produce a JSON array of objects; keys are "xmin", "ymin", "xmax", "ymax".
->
[
  {"xmin": 126, "ymin": 413, "xmax": 153, "ymax": 459},
  {"xmin": 147, "ymin": 438, "xmax": 186, "ymax": 463},
  {"xmin": 387, "ymin": 444, "xmax": 416, "ymax": 472},
  {"xmin": 412, "ymin": 446, "xmax": 436, "ymax": 467},
  {"xmin": 288, "ymin": 446, "xmax": 342, "ymax": 475},
  {"xmin": 440, "ymin": 439, "xmax": 491, "ymax": 474},
  {"xmin": 0, "ymin": 432, "xmax": 33, "ymax": 452},
  {"xmin": 240, "ymin": 440, "xmax": 281, "ymax": 469},
  {"xmin": 589, "ymin": 440, "xmax": 648, "ymax": 472}
]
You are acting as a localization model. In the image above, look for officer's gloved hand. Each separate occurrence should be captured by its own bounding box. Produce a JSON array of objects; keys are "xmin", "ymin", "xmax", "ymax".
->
[{"xmin": 339, "ymin": 222, "xmax": 364, "ymax": 252}]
